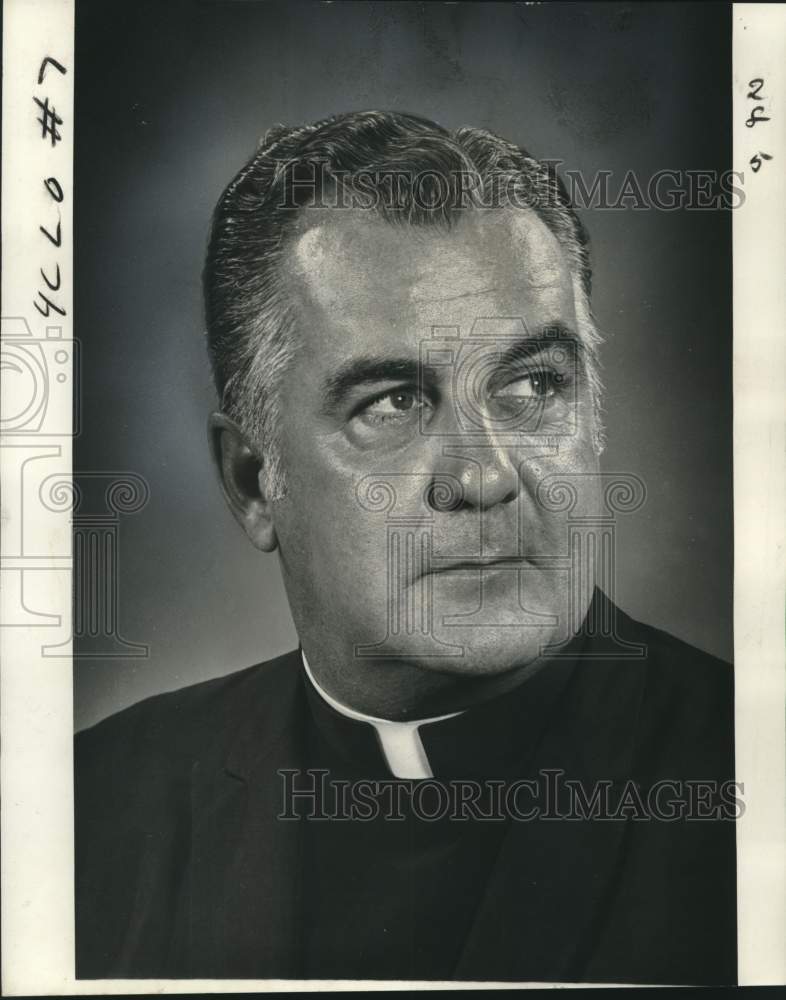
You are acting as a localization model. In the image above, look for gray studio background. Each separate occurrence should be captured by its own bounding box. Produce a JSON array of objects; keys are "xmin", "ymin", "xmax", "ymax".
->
[{"xmin": 74, "ymin": 1, "xmax": 733, "ymax": 731}]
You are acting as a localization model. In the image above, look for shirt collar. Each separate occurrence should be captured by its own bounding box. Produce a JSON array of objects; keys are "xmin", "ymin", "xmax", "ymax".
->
[
  {"xmin": 301, "ymin": 641, "xmax": 580, "ymax": 781},
  {"xmin": 301, "ymin": 651, "xmax": 460, "ymax": 778}
]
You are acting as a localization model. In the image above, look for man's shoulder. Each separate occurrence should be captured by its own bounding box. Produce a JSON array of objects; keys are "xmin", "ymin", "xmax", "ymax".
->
[
  {"xmin": 616, "ymin": 602, "xmax": 732, "ymax": 694},
  {"xmin": 75, "ymin": 648, "xmax": 303, "ymax": 780},
  {"xmin": 612, "ymin": 602, "xmax": 734, "ymax": 776}
]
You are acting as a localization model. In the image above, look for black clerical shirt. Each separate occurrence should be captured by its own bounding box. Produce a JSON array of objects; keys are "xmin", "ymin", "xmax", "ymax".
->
[
  {"xmin": 75, "ymin": 590, "xmax": 737, "ymax": 984},
  {"xmin": 298, "ymin": 649, "xmax": 577, "ymax": 979}
]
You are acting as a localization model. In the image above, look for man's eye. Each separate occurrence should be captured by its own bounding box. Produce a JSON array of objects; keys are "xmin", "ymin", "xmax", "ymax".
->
[
  {"xmin": 360, "ymin": 388, "xmax": 426, "ymax": 423},
  {"xmin": 493, "ymin": 369, "xmax": 563, "ymax": 400}
]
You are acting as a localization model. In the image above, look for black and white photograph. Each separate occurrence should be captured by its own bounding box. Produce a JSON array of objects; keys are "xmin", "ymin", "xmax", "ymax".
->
[{"xmin": 1, "ymin": 0, "xmax": 785, "ymax": 992}]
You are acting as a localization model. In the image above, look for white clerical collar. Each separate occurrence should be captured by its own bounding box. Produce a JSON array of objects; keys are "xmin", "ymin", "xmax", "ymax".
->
[{"xmin": 301, "ymin": 651, "xmax": 462, "ymax": 780}]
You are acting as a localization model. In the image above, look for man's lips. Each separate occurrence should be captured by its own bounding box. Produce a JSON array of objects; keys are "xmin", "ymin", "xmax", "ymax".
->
[{"xmin": 426, "ymin": 556, "xmax": 532, "ymax": 574}]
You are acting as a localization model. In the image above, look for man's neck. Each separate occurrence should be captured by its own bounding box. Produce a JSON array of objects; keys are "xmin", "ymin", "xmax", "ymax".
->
[
  {"xmin": 301, "ymin": 651, "xmax": 461, "ymax": 726},
  {"xmin": 297, "ymin": 644, "xmax": 552, "ymax": 721}
]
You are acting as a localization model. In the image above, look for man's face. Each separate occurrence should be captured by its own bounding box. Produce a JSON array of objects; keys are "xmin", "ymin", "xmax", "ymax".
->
[{"xmin": 269, "ymin": 207, "xmax": 600, "ymax": 715}]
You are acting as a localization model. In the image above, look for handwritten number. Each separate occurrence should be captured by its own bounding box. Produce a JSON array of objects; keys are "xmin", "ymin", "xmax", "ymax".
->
[
  {"xmin": 40, "ymin": 264, "xmax": 61, "ymax": 292},
  {"xmin": 747, "ymin": 78, "xmax": 764, "ymax": 100},
  {"xmin": 34, "ymin": 291, "xmax": 66, "ymax": 318},
  {"xmin": 35, "ymin": 56, "xmax": 68, "ymax": 318},
  {"xmin": 40, "ymin": 220, "xmax": 62, "ymax": 247},
  {"xmin": 44, "ymin": 177, "xmax": 64, "ymax": 202},
  {"xmin": 750, "ymin": 152, "xmax": 773, "ymax": 173},
  {"xmin": 37, "ymin": 57, "xmax": 67, "ymax": 84},
  {"xmin": 745, "ymin": 106, "xmax": 771, "ymax": 128}
]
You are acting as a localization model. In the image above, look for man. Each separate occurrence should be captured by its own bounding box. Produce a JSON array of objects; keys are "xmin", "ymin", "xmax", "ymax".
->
[{"xmin": 76, "ymin": 110, "xmax": 736, "ymax": 984}]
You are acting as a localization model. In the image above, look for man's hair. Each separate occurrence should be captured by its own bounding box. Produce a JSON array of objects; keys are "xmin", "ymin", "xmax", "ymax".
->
[{"xmin": 204, "ymin": 110, "xmax": 603, "ymax": 496}]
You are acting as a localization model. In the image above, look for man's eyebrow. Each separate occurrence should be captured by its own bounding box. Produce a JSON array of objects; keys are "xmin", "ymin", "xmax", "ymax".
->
[
  {"xmin": 321, "ymin": 324, "xmax": 584, "ymax": 409},
  {"xmin": 495, "ymin": 324, "xmax": 584, "ymax": 370},
  {"xmin": 322, "ymin": 357, "xmax": 438, "ymax": 410}
]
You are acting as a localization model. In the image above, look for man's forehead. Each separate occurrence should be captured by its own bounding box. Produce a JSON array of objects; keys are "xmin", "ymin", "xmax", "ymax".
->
[
  {"xmin": 290, "ymin": 209, "xmax": 570, "ymax": 305},
  {"xmin": 278, "ymin": 210, "xmax": 576, "ymax": 365}
]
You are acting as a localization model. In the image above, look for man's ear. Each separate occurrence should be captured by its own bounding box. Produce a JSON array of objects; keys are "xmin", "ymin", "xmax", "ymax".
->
[{"xmin": 208, "ymin": 412, "xmax": 278, "ymax": 552}]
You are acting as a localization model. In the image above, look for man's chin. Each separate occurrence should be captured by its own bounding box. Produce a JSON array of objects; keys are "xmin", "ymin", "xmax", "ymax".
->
[
  {"xmin": 417, "ymin": 624, "xmax": 565, "ymax": 678},
  {"xmin": 343, "ymin": 574, "xmax": 590, "ymax": 687}
]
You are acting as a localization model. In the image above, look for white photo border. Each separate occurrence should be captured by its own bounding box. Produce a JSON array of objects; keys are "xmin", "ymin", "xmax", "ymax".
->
[{"xmin": 1, "ymin": 0, "xmax": 784, "ymax": 992}]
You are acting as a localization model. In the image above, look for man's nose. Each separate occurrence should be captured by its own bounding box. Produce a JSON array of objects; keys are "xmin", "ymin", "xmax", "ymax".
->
[{"xmin": 426, "ymin": 424, "xmax": 522, "ymax": 513}]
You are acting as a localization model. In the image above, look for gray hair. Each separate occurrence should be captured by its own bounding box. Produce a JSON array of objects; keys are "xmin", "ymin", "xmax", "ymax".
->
[{"xmin": 204, "ymin": 110, "xmax": 604, "ymax": 497}]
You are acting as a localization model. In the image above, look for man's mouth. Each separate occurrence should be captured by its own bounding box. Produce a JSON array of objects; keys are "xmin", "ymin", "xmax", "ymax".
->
[{"xmin": 427, "ymin": 555, "xmax": 531, "ymax": 574}]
